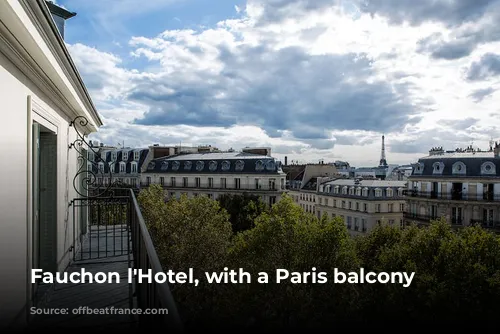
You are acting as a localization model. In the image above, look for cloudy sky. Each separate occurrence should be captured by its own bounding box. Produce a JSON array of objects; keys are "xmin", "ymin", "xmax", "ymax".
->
[{"xmin": 57, "ymin": 0, "xmax": 500, "ymax": 166}]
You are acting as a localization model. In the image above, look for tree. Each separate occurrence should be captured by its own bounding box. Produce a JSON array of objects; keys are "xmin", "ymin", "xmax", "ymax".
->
[
  {"xmin": 217, "ymin": 193, "xmax": 268, "ymax": 233},
  {"xmin": 137, "ymin": 185, "xmax": 233, "ymax": 325},
  {"xmin": 226, "ymin": 194, "xmax": 359, "ymax": 330},
  {"xmin": 354, "ymin": 217, "xmax": 500, "ymax": 323}
]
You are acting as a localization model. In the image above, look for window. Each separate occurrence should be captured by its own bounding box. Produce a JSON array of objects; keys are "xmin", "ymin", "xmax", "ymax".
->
[
  {"xmin": 374, "ymin": 188, "xmax": 382, "ymax": 197},
  {"xmin": 160, "ymin": 177, "xmax": 164, "ymax": 186},
  {"xmin": 207, "ymin": 193, "xmax": 214, "ymax": 199},
  {"xmin": 361, "ymin": 219, "xmax": 366, "ymax": 232},
  {"xmin": 349, "ymin": 187, "xmax": 355, "ymax": 195},
  {"xmin": 134, "ymin": 151, "xmax": 140, "ymax": 160},
  {"xmin": 348, "ymin": 201, "xmax": 352, "ymax": 209},
  {"xmin": 342, "ymin": 186, "xmax": 348, "ymax": 195},
  {"xmin": 319, "ymin": 198, "xmax": 322, "ymax": 205},
  {"xmin": 356, "ymin": 187, "xmax": 361, "ymax": 196},
  {"xmin": 183, "ymin": 177, "xmax": 188, "ymax": 187},
  {"xmin": 101, "ymin": 152, "xmax": 106, "ymax": 161},
  {"xmin": 123, "ymin": 151, "xmax": 128, "ymax": 161},
  {"xmin": 363, "ymin": 203, "xmax": 367, "ymax": 212},
  {"xmin": 386, "ymin": 188, "xmax": 393, "ymax": 197},
  {"xmin": 112, "ymin": 152, "xmax": 117, "ymax": 161},
  {"xmin": 341, "ymin": 201, "xmax": 346, "ymax": 209},
  {"xmin": 255, "ymin": 178, "xmax": 260, "ymax": 189},
  {"xmin": 269, "ymin": 179, "xmax": 276, "ymax": 190},
  {"xmin": 131, "ymin": 178, "xmax": 136, "ymax": 186},
  {"xmin": 347, "ymin": 216, "xmax": 352, "ymax": 229},
  {"xmin": 208, "ymin": 177, "xmax": 213, "ymax": 188},
  {"xmin": 400, "ymin": 203, "xmax": 405, "ymax": 212},
  {"xmin": 354, "ymin": 218, "xmax": 359, "ymax": 231},
  {"xmin": 235, "ymin": 178, "xmax": 241, "ymax": 189},
  {"xmin": 195, "ymin": 177, "xmax": 201, "ymax": 187},
  {"xmin": 388, "ymin": 203, "xmax": 393, "ymax": 212},
  {"xmin": 376, "ymin": 204, "xmax": 381, "ymax": 213},
  {"xmin": 131, "ymin": 163, "xmax": 137, "ymax": 173},
  {"xmin": 88, "ymin": 151, "xmax": 94, "ymax": 161},
  {"xmin": 270, "ymin": 196, "xmax": 277, "ymax": 206},
  {"xmin": 98, "ymin": 162, "xmax": 104, "ymax": 173},
  {"xmin": 362, "ymin": 188, "xmax": 369, "ymax": 196},
  {"xmin": 146, "ymin": 176, "xmax": 151, "ymax": 185},
  {"xmin": 109, "ymin": 163, "xmax": 115, "ymax": 173},
  {"xmin": 221, "ymin": 178, "xmax": 227, "ymax": 188},
  {"xmin": 119, "ymin": 162, "xmax": 125, "ymax": 173},
  {"xmin": 356, "ymin": 202, "xmax": 359, "ymax": 211},
  {"xmin": 171, "ymin": 177, "xmax": 176, "ymax": 187},
  {"xmin": 389, "ymin": 219, "xmax": 395, "ymax": 225},
  {"xmin": 333, "ymin": 199, "xmax": 336, "ymax": 208},
  {"xmin": 170, "ymin": 192, "xmax": 175, "ymax": 198}
]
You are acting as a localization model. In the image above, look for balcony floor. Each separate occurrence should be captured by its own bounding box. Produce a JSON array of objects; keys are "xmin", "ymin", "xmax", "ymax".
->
[{"xmin": 28, "ymin": 226, "xmax": 138, "ymax": 331}]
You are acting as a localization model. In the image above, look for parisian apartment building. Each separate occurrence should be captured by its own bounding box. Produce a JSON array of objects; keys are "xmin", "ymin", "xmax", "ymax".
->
[
  {"xmin": 287, "ymin": 163, "xmax": 339, "ymax": 215},
  {"xmin": 140, "ymin": 147, "xmax": 287, "ymax": 207},
  {"xmin": 316, "ymin": 178, "xmax": 407, "ymax": 235},
  {"xmin": 405, "ymin": 144, "xmax": 500, "ymax": 232}
]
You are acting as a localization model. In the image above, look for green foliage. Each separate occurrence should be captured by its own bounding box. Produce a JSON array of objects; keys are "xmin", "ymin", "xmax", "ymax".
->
[
  {"xmin": 137, "ymin": 185, "xmax": 233, "ymax": 323},
  {"xmin": 354, "ymin": 217, "xmax": 500, "ymax": 322},
  {"xmin": 217, "ymin": 193, "xmax": 268, "ymax": 233},
  {"xmin": 138, "ymin": 188, "xmax": 500, "ymax": 329}
]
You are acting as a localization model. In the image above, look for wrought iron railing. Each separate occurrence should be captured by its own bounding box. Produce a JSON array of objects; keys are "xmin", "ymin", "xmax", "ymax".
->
[
  {"xmin": 404, "ymin": 190, "xmax": 500, "ymax": 201},
  {"xmin": 470, "ymin": 219, "xmax": 500, "ymax": 229},
  {"xmin": 129, "ymin": 189, "xmax": 183, "ymax": 331}
]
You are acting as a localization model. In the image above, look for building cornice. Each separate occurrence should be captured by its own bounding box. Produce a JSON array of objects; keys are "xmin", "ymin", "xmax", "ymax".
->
[{"xmin": 0, "ymin": 0, "xmax": 101, "ymax": 132}]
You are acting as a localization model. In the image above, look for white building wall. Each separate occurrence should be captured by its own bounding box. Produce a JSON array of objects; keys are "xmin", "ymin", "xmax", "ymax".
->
[{"xmin": 0, "ymin": 39, "xmax": 90, "ymax": 327}]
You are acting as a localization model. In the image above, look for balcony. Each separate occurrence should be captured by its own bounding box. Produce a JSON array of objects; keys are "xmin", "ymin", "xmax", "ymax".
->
[
  {"xmin": 403, "ymin": 212, "xmax": 440, "ymax": 223},
  {"xmin": 470, "ymin": 219, "xmax": 500, "ymax": 231},
  {"xmin": 29, "ymin": 188, "xmax": 183, "ymax": 331},
  {"xmin": 139, "ymin": 182, "xmax": 284, "ymax": 192},
  {"xmin": 404, "ymin": 190, "xmax": 500, "ymax": 202}
]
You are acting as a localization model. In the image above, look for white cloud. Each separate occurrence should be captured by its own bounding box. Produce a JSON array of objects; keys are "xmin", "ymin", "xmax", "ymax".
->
[{"xmin": 67, "ymin": 0, "xmax": 500, "ymax": 166}]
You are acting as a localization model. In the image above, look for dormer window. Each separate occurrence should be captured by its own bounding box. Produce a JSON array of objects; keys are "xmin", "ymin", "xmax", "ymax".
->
[
  {"xmin": 349, "ymin": 187, "xmax": 355, "ymax": 195},
  {"xmin": 98, "ymin": 162, "xmax": 104, "ymax": 173},
  {"xmin": 355, "ymin": 187, "xmax": 361, "ymax": 196},
  {"xmin": 119, "ymin": 162, "xmax": 126, "ymax": 173},
  {"xmin": 374, "ymin": 188, "xmax": 382, "ymax": 197},
  {"xmin": 432, "ymin": 162, "xmax": 444, "ymax": 175},
  {"xmin": 101, "ymin": 152, "xmax": 106, "ymax": 161},
  {"xmin": 109, "ymin": 163, "xmax": 115, "ymax": 173},
  {"xmin": 397, "ymin": 187, "xmax": 404, "ymax": 196},
  {"xmin": 414, "ymin": 162, "xmax": 423, "ymax": 174},
  {"xmin": 131, "ymin": 162, "xmax": 138, "ymax": 173},
  {"xmin": 112, "ymin": 152, "xmax": 117, "ymax": 161},
  {"xmin": 134, "ymin": 151, "xmax": 140, "ymax": 160},
  {"xmin": 362, "ymin": 187, "xmax": 369, "ymax": 196},
  {"xmin": 386, "ymin": 188, "xmax": 393, "ymax": 197},
  {"xmin": 334, "ymin": 186, "xmax": 339, "ymax": 194},
  {"xmin": 122, "ymin": 151, "xmax": 128, "ymax": 161},
  {"xmin": 452, "ymin": 161, "xmax": 466, "ymax": 175},
  {"xmin": 481, "ymin": 162, "xmax": 496, "ymax": 175},
  {"xmin": 342, "ymin": 186, "xmax": 348, "ymax": 195}
]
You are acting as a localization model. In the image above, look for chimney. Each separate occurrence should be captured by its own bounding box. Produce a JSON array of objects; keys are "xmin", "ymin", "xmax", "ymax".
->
[
  {"xmin": 285, "ymin": 156, "xmax": 288, "ymax": 166},
  {"xmin": 46, "ymin": 1, "xmax": 76, "ymax": 39}
]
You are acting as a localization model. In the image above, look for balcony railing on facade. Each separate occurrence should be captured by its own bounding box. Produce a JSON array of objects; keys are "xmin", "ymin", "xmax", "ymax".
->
[
  {"xmin": 139, "ymin": 182, "xmax": 285, "ymax": 191},
  {"xmin": 403, "ymin": 212, "xmax": 464, "ymax": 225},
  {"xmin": 404, "ymin": 190, "xmax": 500, "ymax": 202},
  {"xmin": 470, "ymin": 219, "xmax": 500, "ymax": 230}
]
